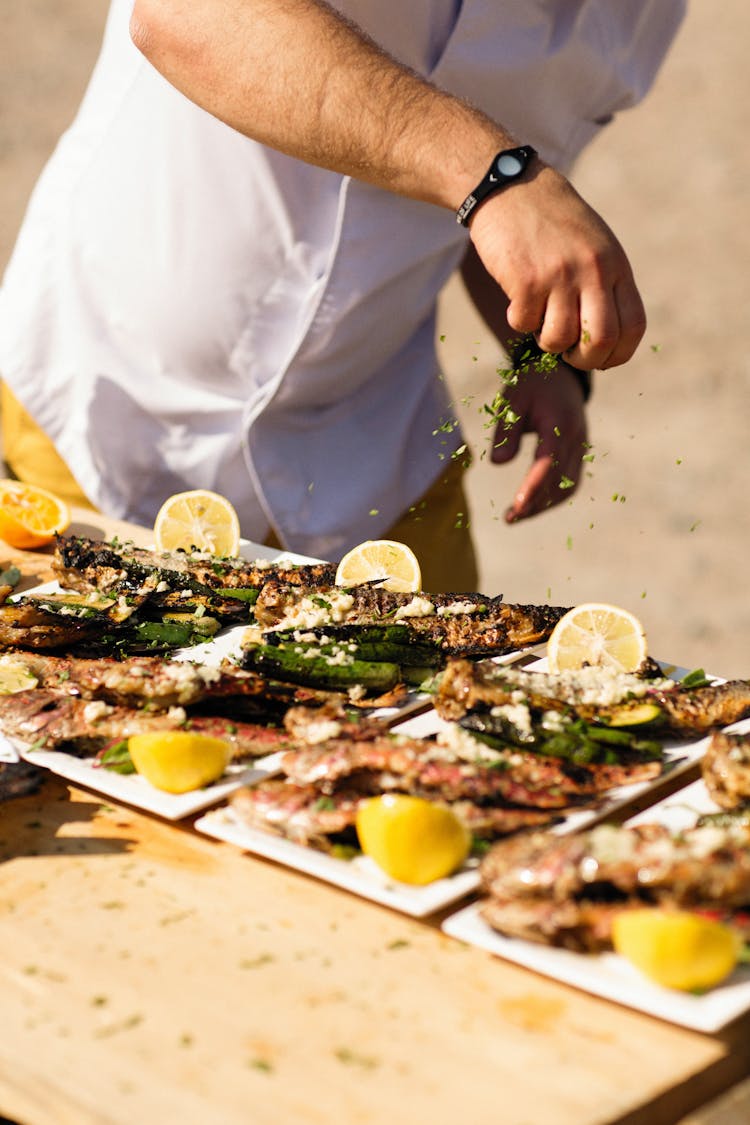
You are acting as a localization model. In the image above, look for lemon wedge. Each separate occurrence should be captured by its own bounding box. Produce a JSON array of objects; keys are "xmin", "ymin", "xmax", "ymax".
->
[
  {"xmin": 356, "ymin": 794, "xmax": 470, "ymax": 884},
  {"xmin": 547, "ymin": 602, "xmax": 647, "ymax": 673},
  {"xmin": 335, "ymin": 539, "xmax": 422, "ymax": 593},
  {"xmin": 128, "ymin": 731, "xmax": 232, "ymax": 793},
  {"xmin": 0, "ymin": 480, "xmax": 70, "ymax": 550},
  {"xmin": 153, "ymin": 489, "xmax": 241, "ymax": 557},
  {"xmin": 0, "ymin": 656, "xmax": 38, "ymax": 695},
  {"xmin": 612, "ymin": 909, "xmax": 741, "ymax": 992}
]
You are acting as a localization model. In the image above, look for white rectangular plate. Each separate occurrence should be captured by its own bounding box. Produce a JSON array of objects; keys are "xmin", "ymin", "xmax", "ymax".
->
[
  {"xmin": 194, "ymin": 804, "xmax": 480, "ymax": 916},
  {"xmin": 442, "ymin": 762, "xmax": 750, "ymax": 1033},
  {"xmin": 16, "ymin": 745, "xmax": 282, "ymax": 820}
]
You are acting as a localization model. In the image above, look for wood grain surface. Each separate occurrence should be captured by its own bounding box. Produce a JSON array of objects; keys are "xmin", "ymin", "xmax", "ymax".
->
[{"xmin": 0, "ymin": 513, "xmax": 748, "ymax": 1125}]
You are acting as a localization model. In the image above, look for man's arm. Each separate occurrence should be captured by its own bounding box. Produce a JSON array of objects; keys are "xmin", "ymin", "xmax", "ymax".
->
[
  {"xmin": 131, "ymin": 0, "xmax": 645, "ymax": 370},
  {"xmin": 460, "ymin": 243, "xmax": 588, "ymax": 523}
]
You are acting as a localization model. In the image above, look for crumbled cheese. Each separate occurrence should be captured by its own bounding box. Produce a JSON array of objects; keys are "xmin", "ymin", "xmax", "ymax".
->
[
  {"xmin": 484, "ymin": 664, "xmax": 675, "ymax": 706},
  {"xmin": 300, "ymin": 719, "xmax": 343, "ymax": 744},
  {"xmin": 394, "ymin": 596, "xmax": 436, "ymax": 621},
  {"xmin": 275, "ymin": 592, "xmax": 354, "ymax": 630},
  {"xmin": 435, "ymin": 723, "xmax": 506, "ymax": 765},
  {"xmin": 489, "ymin": 701, "xmax": 533, "ymax": 737},
  {"xmin": 540, "ymin": 710, "xmax": 568, "ymax": 732},
  {"xmin": 436, "ymin": 600, "xmax": 480, "ymax": 616},
  {"xmin": 82, "ymin": 700, "xmax": 114, "ymax": 723}
]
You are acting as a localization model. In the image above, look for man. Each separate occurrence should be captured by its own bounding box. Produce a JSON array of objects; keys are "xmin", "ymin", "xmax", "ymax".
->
[{"xmin": 0, "ymin": 0, "xmax": 685, "ymax": 586}]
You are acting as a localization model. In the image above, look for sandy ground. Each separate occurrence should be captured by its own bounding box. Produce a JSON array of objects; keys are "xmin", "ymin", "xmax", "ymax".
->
[{"xmin": 2, "ymin": 2, "xmax": 749, "ymax": 680}]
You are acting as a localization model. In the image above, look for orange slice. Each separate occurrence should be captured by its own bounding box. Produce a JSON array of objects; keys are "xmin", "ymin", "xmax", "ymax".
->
[{"xmin": 0, "ymin": 480, "xmax": 71, "ymax": 549}]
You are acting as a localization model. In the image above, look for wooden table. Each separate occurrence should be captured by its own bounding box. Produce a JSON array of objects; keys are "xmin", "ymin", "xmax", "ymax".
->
[{"xmin": 1, "ymin": 512, "xmax": 749, "ymax": 1125}]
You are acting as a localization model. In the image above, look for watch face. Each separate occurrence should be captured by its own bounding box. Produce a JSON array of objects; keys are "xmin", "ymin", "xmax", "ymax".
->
[{"xmin": 496, "ymin": 152, "xmax": 524, "ymax": 178}]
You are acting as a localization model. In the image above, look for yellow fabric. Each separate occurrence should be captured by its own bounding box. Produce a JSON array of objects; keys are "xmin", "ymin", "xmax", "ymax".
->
[
  {"xmin": 1, "ymin": 383, "xmax": 96, "ymax": 510},
  {"xmin": 266, "ymin": 457, "xmax": 478, "ymax": 593},
  {"xmin": 383, "ymin": 458, "xmax": 478, "ymax": 592},
  {"xmin": 2, "ymin": 382, "xmax": 478, "ymax": 590}
]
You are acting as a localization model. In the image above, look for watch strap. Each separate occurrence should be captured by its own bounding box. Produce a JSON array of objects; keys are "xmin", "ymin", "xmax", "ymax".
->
[{"xmin": 457, "ymin": 145, "xmax": 537, "ymax": 227}]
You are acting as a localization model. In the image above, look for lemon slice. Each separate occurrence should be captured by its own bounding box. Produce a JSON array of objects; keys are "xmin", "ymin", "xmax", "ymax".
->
[
  {"xmin": 335, "ymin": 539, "xmax": 422, "ymax": 593},
  {"xmin": 612, "ymin": 909, "xmax": 740, "ymax": 992},
  {"xmin": 546, "ymin": 602, "xmax": 647, "ymax": 673},
  {"xmin": 356, "ymin": 794, "xmax": 471, "ymax": 884},
  {"xmin": 153, "ymin": 490, "xmax": 241, "ymax": 557},
  {"xmin": 0, "ymin": 656, "xmax": 38, "ymax": 695},
  {"xmin": 0, "ymin": 479, "xmax": 71, "ymax": 550},
  {"xmin": 128, "ymin": 731, "xmax": 233, "ymax": 793}
]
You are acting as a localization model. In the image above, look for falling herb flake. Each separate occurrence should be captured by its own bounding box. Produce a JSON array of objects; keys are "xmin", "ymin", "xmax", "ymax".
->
[
  {"xmin": 249, "ymin": 1058, "xmax": 274, "ymax": 1073},
  {"xmin": 334, "ymin": 1047, "xmax": 379, "ymax": 1070},
  {"xmin": 690, "ymin": 520, "xmax": 701, "ymax": 532},
  {"xmin": 559, "ymin": 476, "xmax": 575, "ymax": 491},
  {"xmin": 651, "ymin": 343, "xmax": 662, "ymax": 353},
  {"xmin": 566, "ymin": 536, "xmax": 573, "ymax": 550},
  {"xmin": 387, "ymin": 939, "xmax": 411, "ymax": 951},
  {"xmin": 240, "ymin": 953, "xmax": 275, "ymax": 970},
  {"xmin": 369, "ymin": 509, "xmax": 379, "ymax": 517}
]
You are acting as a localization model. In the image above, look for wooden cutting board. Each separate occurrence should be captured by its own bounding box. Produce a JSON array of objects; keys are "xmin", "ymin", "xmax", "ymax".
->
[{"xmin": 0, "ymin": 512, "xmax": 748, "ymax": 1124}]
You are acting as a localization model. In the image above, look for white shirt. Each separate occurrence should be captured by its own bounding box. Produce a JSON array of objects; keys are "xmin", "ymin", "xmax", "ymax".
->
[{"xmin": 0, "ymin": 0, "xmax": 685, "ymax": 559}]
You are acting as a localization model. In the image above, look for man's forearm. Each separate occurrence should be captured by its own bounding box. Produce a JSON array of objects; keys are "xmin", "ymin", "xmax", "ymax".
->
[
  {"xmin": 130, "ymin": 0, "xmax": 647, "ymax": 371},
  {"xmin": 130, "ymin": 0, "xmax": 513, "ymax": 210}
]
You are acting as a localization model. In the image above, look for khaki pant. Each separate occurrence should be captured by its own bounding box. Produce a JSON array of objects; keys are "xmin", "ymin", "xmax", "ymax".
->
[{"xmin": 2, "ymin": 383, "xmax": 478, "ymax": 592}]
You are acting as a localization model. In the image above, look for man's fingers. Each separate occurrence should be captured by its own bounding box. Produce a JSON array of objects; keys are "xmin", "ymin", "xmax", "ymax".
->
[
  {"xmin": 490, "ymin": 412, "xmax": 524, "ymax": 464},
  {"xmin": 504, "ymin": 455, "xmax": 552, "ymax": 523},
  {"xmin": 600, "ymin": 276, "xmax": 647, "ymax": 368},
  {"xmin": 536, "ymin": 288, "xmax": 580, "ymax": 357}
]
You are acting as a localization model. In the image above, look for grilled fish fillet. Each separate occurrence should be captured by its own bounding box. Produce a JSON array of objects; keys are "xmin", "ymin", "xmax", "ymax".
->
[
  {"xmin": 478, "ymin": 820, "xmax": 750, "ymax": 951},
  {"xmin": 436, "ymin": 659, "xmax": 750, "ymax": 736},
  {"xmin": 480, "ymin": 822, "xmax": 750, "ymax": 908},
  {"xmin": 702, "ymin": 731, "xmax": 750, "ymax": 810},
  {"xmin": 53, "ymin": 535, "xmax": 336, "ymax": 597},
  {"xmin": 2, "ymin": 651, "xmax": 343, "ymax": 716},
  {"xmin": 255, "ymin": 581, "xmax": 570, "ymax": 657},
  {"xmin": 280, "ymin": 733, "xmax": 661, "ymax": 804},
  {"xmin": 0, "ymin": 689, "xmax": 293, "ymax": 760},
  {"xmin": 229, "ymin": 778, "xmax": 557, "ymax": 851}
]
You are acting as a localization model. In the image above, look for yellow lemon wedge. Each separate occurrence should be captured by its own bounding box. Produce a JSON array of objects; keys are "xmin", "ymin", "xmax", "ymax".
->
[
  {"xmin": 0, "ymin": 656, "xmax": 38, "ymax": 695},
  {"xmin": 335, "ymin": 539, "xmax": 422, "ymax": 593},
  {"xmin": 153, "ymin": 489, "xmax": 241, "ymax": 557},
  {"xmin": 0, "ymin": 480, "xmax": 70, "ymax": 550},
  {"xmin": 355, "ymin": 794, "xmax": 471, "ymax": 884},
  {"xmin": 612, "ymin": 909, "xmax": 741, "ymax": 992},
  {"xmin": 547, "ymin": 602, "xmax": 648, "ymax": 673},
  {"xmin": 127, "ymin": 731, "xmax": 233, "ymax": 794}
]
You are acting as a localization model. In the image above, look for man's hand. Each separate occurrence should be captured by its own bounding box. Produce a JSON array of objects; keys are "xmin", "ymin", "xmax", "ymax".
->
[
  {"xmin": 490, "ymin": 361, "xmax": 588, "ymax": 523},
  {"xmin": 132, "ymin": 0, "xmax": 645, "ymax": 370},
  {"xmin": 468, "ymin": 164, "xmax": 647, "ymax": 371}
]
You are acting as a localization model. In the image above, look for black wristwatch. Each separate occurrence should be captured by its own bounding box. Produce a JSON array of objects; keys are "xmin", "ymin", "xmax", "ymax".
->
[
  {"xmin": 508, "ymin": 334, "xmax": 592, "ymax": 402},
  {"xmin": 456, "ymin": 145, "xmax": 537, "ymax": 227}
]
